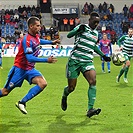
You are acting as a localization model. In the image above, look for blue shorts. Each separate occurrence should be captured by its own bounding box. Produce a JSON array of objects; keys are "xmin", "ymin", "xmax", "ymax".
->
[{"xmin": 4, "ymin": 66, "xmax": 42, "ymax": 91}]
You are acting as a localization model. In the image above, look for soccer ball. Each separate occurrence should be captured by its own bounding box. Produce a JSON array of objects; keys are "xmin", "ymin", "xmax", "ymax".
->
[{"xmin": 112, "ymin": 53, "xmax": 125, "ymax": 66}]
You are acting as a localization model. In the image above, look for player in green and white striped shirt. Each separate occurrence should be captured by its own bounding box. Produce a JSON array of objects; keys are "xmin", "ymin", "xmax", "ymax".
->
[
  {"xmin": 116, "ymin": 28, "xmax": 133, "ymax": 83},
  {"xmin": 61, "ymin": 12, "xmax": 111, "ymax": 118}
]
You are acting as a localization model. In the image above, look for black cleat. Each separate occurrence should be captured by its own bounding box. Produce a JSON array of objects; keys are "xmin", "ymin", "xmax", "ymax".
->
[
  {"xmin": 61, "ymin": 96, "xmax": 67, "ymax": 111},
  {"xmin": 87, "ymin": 108, "xmax": 101, "ymax": 118}
]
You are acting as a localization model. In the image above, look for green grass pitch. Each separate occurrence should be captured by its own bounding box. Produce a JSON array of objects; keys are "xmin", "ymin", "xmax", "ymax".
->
[{"xmin": 0, "ymin": 57, "xmax": 133, "ymax": 133}]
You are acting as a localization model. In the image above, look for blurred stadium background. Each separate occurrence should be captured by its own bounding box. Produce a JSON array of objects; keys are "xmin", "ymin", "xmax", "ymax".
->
[{"xmin": 0, "ymin": 0, "xmax": 133, "ymax": 56}]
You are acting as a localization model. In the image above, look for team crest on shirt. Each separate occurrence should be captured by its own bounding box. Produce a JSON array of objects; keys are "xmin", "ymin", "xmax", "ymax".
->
[
  {"xmin": 26, "ymin": 47, "xmax": 33, "ymax": 53},
  {"xmin": 9, "ymin": 82, "xmax": 14, "ymax": 88}
]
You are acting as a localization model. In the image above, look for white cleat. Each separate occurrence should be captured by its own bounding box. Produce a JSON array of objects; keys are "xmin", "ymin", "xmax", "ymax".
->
[
  {"xmin": 124, "ymin": 78, "xmax": 128, "ymax": 83},
  {"xmin": 15, "ymin": 101, "xmax": 27, "ymax": 114},
  {"xmin": 116, "ymin": 76, "xmax": 120, "ymax": 83}
]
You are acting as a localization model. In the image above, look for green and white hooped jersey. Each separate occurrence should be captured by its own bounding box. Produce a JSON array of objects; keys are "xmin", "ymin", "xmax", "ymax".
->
[
  {"xmin": 69, "ymin": 24, "xmax": 99, "ymax": 62},
  {"xmin": 118, "ymin": 35, "xmax": 133, "ymax": 57}
]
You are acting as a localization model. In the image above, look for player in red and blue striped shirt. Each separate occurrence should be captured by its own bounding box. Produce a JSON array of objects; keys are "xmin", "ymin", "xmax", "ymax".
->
[{"xmin": 0, "ymin": 16, "xmax": 60, "ymax": 114}]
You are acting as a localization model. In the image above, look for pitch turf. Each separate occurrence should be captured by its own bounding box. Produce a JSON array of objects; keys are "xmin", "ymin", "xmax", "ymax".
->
[{"xmin": 0, "ymin": 57, "xmax": 133, "ymax": 133}]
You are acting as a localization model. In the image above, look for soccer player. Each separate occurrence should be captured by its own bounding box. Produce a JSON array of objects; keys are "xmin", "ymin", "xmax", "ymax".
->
[
  {"xmin": 61, "ymin": 12, "xmax": 111, "ymax": 118},
  {"xmin": 0, "ymin": 16, "xmax": 60, "ymax": 114},
  {"xmin": 99, "ymin": 33, "xmax": 112, "ymax": 73},
  {"xmin": 116, "ymin": 28, "xmax": 133, "ymax": 83},
  {"xmin": 0, "ymin": 37, "xmax": 5, "ymax": 69},
  {"xmin": 13, "ymin": 33, "xmax": 24, "ymax": 54}
]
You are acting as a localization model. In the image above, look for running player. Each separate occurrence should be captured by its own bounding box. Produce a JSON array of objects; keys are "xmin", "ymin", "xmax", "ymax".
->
[
  {"xmin": 61, "ymin": 12, "xmax": 111, "ymax": 118},
  {"xmin": 116, "ymin": 28, "xmax": 133, "ymax": 83},
  {"xmin": 0, "ymin": 16, "xmax": 60, "ymax": 114}
]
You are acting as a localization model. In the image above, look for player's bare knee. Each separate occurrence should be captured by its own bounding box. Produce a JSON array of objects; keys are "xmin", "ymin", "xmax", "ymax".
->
[
  {"xmin": 1, "ymin": 89, "xmax": 9, "ymax": 96},
  {"xmin": 39, "ymin": 82, "xmax": 47, "ymax": 90},
  {"xmin": 89, "ymin": 79, "xmax": 96, "ymax": 86}
]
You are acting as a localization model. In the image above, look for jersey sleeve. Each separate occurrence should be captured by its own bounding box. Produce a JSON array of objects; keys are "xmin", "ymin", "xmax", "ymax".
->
[
  {"xmin": 67, "ymin": 24, "xmax": 81, "ymax": 38},
  {"xmin": 117, "ymin": 35, "xmax": 126, "ymax": 47}
]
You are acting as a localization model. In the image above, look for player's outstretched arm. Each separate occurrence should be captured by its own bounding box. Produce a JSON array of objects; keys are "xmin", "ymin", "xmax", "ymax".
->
[
  {"xmin": 47, "ymin": 56, "xmax": 57, "ymax": 63},
  {"xmin": 40, "ymin": 39, "xmax": 60, "ymax": 45},
  {"xmin": 25, "ymin": 54, "xmax": 57, "ymax": 63}
]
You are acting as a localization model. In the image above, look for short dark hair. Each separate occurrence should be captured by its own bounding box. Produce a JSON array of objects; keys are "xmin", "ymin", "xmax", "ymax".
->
[
  {"xmin": 90, "ymin": 12, "xmax": 100, "ymax": 18},
  {"xmin": 27, "ymin": 16, "xmax": 40, "ymax": 27}
]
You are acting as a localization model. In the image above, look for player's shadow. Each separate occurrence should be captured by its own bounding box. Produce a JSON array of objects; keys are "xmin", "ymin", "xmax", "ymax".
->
[
  {"xmin": 112, "ymin": 83, "xmax": 132, "ymax": 88},
  {"xmin": 46, "ymin": 114, "xmax": 99, "ymax": 133},
  {"xmin": 0, "ymin": 120, "xmax": 32, "ymax": 133}
]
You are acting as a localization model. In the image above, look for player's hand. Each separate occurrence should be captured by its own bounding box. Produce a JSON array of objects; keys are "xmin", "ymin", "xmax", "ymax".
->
[
  {"xmin": 119, "ymin": 46, "xmax": 123, "ymax": 51},
  {"xmin": 102, "ymin": 55, "xmax": 111, "ymax": 62},
  {"xmin": 77, "ymin": 24, "xmax": 85, "ymax": 32},
  {"xmin": 52, "ymin": 39, "xmax": 61, "ymax": 45},
  {"xmin": 47, "ymin": 56, "xmax": 57, "ymax": 63}
]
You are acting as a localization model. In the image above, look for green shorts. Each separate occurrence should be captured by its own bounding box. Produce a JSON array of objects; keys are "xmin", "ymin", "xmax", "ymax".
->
[
  {"xmin": 123, "ymin": 53, "xmax": 132, "ymax": 61},
  {"xmin": 66, "ymin": 59, "xmax": 95, "ymax": 79}
]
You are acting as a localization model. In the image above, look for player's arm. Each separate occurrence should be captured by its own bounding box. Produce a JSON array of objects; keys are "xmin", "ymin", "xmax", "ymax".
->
[
  {"xmin": 94, "ymin": 45, "xmax": 111, "ymax": 62},
  {"xmin": 22, "ymin": 37, "xmax": 57, "ymax": 63},
  {"xmin": 117, "ymin": 36, "xmax": 125, "ymax": 47},
  {"xmin": 40, "ymin": 39, "xmax": 60, "ymax": 45},
  {"xmin": 67, "ymin": 24, "xmax": 85, "ymax": 38},
  {"xmin": 26, "ymin": 54, "xmax": 57, "ymax": 63}
]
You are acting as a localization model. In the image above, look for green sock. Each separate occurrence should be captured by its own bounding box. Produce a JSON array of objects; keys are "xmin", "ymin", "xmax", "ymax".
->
[
  {"xmin": 63, "ymin": 86, "xmax": 70, "ymax": 97},
  {"xmin": 88, "ymin": 85, "xmax": 96, "ymax": 110},
  {"xmin": 118, "ymin": 67, "xmax": 125, "ymax": 78},
  {"xmin": 124, "ymin": 66, "xmax": 129, "ymax": 78}
]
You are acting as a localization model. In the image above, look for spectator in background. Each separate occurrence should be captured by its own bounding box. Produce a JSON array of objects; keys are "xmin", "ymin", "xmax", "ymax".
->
[
  {"xmin": 83, "ymin": 2, "xmax": 89, "ymax": 15},
  {"xmin": 108, "ymin": 4, "xmax": 114, "ymax": 13},
  {"xmin": 103, "ymin": 2, "xmax": 108, "ymax": 13},
  {"xmin": 14, "ymin": 33, "xmax": 24, "ymax": 54},
  {"xmin": 98, "ymin": 3, "xmax": 103, "ymax": 13},
  {"xmin": 129, "ymin": 4, "xmax": 133, "ymax": 15},
  {"xmin": 123, "ymin": 5, "xmax": 128, "ymax": 17},
  {"xmin": 89, "ymin": 3, "xmax": 94, "ymax": 14},
  {"xmin": 69, "ymin": 18, "xmax": 75, "ymax": 30},
  {"xmin": 75, "ymin": 17, "xmax": 80, "ymax": 26},
  {"xmin": 121, "ymin": 21, "xmax": 130, "ymax": 34},
  {"xmin": 110, "ymin": 29, "xmax": 117, "ymax": 45},
  {"xmin": 63, "ymin": 18, "xmax": 68, "ymax": 31},
  {"xmin": 4, "ymin": 13, "xmax": 11, "ymax": 23}
]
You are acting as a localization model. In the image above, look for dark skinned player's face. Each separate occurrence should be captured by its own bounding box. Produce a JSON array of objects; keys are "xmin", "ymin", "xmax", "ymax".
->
[{"xmin": 89, "ymin": 16, "xmax": 100, "ymax": 30}]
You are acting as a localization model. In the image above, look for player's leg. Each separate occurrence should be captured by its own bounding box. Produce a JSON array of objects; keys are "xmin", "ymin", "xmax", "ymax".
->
[
  {"xmin": 61, "ymin": 60, "xmax": 79, "ymax": 111},
  {"xmin": 61, "ymin": 78, "xmax": 77, "ymax": 111},
  {"xmin": 116, "ymin": 55, "xmax": 129, "ymax": 83},
  {"xmin": 101, "ymin": 57, "xmax": 105, "ymax": 73},
  {"xmin": 16, "ymin": 75, "xmax": 46, "ymax": 114},
  {"xmin": 107, "ymin": 61, "xmax": 110, "ymax": 73},
  {"xmin": 16, "ymin": 69, "xmax": 46, "ymax": 114},
  {"xmin": 123, "ymin": 59, "xmax": 130, "ymax": 83},
  {"xmin": 82, "ymin": 63, "xmax": 101, "ymax": 118},
  {"xmin": 0, "ymin": 66, "xmax": 22, "ymax": 97},
  {"xmin": 19, "ymin": 76, "xmax": 46, "ymax": 104}
]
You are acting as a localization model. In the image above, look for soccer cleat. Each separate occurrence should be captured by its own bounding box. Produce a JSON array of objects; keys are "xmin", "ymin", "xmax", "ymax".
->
[
  {"xmin": 61, "ymin": 96, "xmax": 67, "ymax": 111},
  {"xmin": 108, "ymin": 70, "xmax": 110, "ymax": 73},
  {"xmin": 87, "ymin": 108, "xmax": 101, "ymax": 118},
  {"xmin": 124, "ymin": 78, "xmax": 128, "ymax": 83},
  {"xmin": 102, "ymin": 70, "xmax": 105, "ymax": 73},
  {"xmin": 116, "ymin": 76, "xmax": 120, "ymax": 83},
  {"xmin": 15, "ymin": 101, "xmax": 27, "ymax": 114}
]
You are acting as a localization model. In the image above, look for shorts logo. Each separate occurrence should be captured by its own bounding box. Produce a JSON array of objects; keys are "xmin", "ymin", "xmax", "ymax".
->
[{"xmin": 9, "ymin": 82, "xmax": 14, "ymax": 88}]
